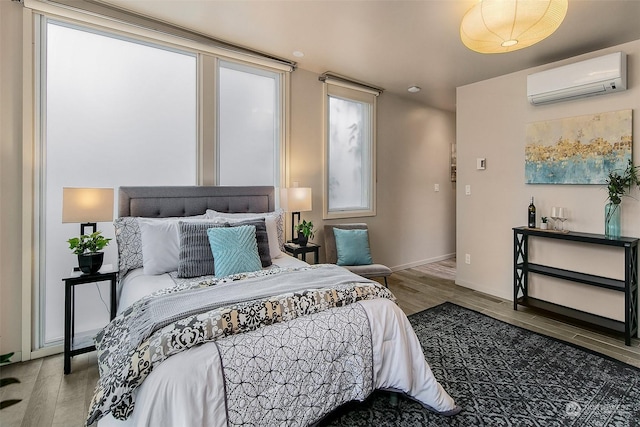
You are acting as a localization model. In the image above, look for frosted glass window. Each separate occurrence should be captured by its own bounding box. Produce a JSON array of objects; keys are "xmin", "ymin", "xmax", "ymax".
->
[
  {"xmin": 328, "ymin": 96, "xmax": 372, "ymax": 211},
  {"xmin": 41, "ymin": 21, "xmax": 197, "ymax": 346},
  {"xmin": 217, "ymin": 61, "xmax": 280, "ymax": 186},
  {"xmin": 324, "ymin": 84, "xmax": 377, "ymax": 218}
]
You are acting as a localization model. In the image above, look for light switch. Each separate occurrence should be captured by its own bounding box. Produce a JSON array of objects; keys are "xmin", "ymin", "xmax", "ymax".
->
[
  {"xmin": 465, "ymin": 185, "xmax": 471, "ymax": 195},
  {"xmin": 434, "ymin": 184, "xmax": 440, "ymax": 192},
  {"xmin": 477, "ymin": 158, "xmax": 486, "ymax": 170}
]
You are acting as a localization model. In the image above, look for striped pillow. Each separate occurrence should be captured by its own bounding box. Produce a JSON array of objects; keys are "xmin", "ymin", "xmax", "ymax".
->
[{"xmin": 177, "ymin": 222, "xmax": 228, "ymax": 278}]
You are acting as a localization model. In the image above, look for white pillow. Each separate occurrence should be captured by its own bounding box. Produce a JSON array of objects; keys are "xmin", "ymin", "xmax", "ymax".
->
[
  {"xmin": 138, "ymin": 216, "xmax": 214, "ymax": 275},
  {"xmin": 138, "ymin": 218, "xmax": 181, "ymax": 275},
  {"xmin": 205, "ymin": 209, "xmax": 285, "ymax": 257}
]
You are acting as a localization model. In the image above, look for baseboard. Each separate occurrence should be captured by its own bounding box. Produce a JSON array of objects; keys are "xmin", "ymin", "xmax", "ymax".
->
[
  {"xmin": 391, "ymin": 253, "xmax": 456, "ymax": 272},
  {"xmin": 28, "ymin": 344, "xmax": 63, "ymax": 361},
  {"xmin": 455, "ymin": 278, "xmax": 512, "ymax": 301}
]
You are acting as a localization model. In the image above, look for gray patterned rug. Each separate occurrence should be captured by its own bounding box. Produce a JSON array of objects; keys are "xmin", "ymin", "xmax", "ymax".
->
[{"xmin": 319, "ymin": 302, "xmax": 640, "ymax": 426}]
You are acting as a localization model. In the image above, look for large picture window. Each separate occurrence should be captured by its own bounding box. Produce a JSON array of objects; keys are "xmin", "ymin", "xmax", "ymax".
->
[
  {"xmin": 30, "ymin": 9, "xmax": 289, "ymax": 353},
  {"xmin": 323, "ymin": 82, "xmax": 378, "ymax": 219},
  {"xmin": 39, "ymin": 20, "xmax": 197, "ymax": 346}
]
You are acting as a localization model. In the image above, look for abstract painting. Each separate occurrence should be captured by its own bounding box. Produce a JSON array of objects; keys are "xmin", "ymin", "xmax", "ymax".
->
[{"xmin": 525, "ymin": 110, "xmax": 632, "ymax": 184}]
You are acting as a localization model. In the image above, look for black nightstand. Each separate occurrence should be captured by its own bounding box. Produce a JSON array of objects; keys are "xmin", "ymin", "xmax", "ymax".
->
[
  {"xmin": 62, "ymin": 266, "xmax": 117, "ymax": 374},
  {"xmin": 284, "ymin": 242, "xmax": 321, "ymax": 264}
]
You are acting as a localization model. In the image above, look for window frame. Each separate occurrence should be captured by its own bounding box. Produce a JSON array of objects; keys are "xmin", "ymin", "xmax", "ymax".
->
[{"xmin": 322, "ymin": 80, "xmax": 378, "ymax": 219}]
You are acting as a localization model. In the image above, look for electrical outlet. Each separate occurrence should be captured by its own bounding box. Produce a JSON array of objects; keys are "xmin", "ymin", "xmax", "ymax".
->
[
  {"xmin": 434, "ymin": 184, "xmax": 440, "ymax": 192},
  {"xmin": 465, "ymin": 185, "xmax": 471, "ymax": 195},
  {"xmin": 465, "ymin": 254, "xmax": 471, "ymax": 264}
]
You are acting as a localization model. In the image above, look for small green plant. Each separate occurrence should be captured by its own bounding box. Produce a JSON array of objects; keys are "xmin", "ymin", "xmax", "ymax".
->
[
  {"xmin": 1, "ymin": 352, "xmax": 22, "ymax": 410},
  {"xmin": 295, "ymin": 220, "xmax": 315, "ymax": 239},
  {"xmin": 606, "ymin": 159, "xmax": 640, "ymax": 205},
  {"xmin": 541, "ymin": 217, "xmax": 548, "ymax": 223},
  {"xmin": 67, "ymin": 231, "xmax": 111, "ymax": 255}
]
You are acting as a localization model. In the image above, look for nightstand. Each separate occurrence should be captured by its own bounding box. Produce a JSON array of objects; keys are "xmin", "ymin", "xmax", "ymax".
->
[
  {"xmin": 62, "ymin": 265, "xmax": 117, "ymax": 374},
  {"xmin": 284, "ymin": 242, "xmax": 321, "ymax": 264}
]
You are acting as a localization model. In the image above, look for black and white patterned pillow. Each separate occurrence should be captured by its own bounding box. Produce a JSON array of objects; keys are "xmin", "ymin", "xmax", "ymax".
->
[{"xmin": 114, "ymin": 217, "xmax": 143, "ymax": 278}]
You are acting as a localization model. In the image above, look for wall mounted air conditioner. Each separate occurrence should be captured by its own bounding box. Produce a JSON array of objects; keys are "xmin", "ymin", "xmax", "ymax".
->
[{"xmin": 527, "ymin": 52, "xmax": 627, "ymax": 105}]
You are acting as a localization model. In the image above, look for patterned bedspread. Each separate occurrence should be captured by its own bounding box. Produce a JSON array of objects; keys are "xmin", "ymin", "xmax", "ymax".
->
[
  {"xmin": 219, "ymin": 304, "xmax": 373, "ymax": 426},
  {"xmin": 87, "ymin": 265, "xmax": 394, "ymax": 425}
]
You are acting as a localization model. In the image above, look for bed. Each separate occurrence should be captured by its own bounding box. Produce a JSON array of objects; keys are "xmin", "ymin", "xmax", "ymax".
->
[{"xmin": 90, "ymin": 186, "xmax": 459, "ymax": 426}]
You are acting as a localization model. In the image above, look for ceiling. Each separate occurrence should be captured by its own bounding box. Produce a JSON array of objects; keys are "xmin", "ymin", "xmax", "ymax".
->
[{"xmin": 99, "ymin": 0, "xmax": 640, "ymax": 112}]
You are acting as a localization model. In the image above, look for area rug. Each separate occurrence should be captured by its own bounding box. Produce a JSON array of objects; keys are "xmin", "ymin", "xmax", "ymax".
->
[{"xmin": 320, "ymin": 302, "xmax": 640, "ymax": 426}]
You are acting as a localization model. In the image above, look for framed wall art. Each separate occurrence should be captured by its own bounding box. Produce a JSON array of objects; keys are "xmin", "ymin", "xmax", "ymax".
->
[{"xmin": 525, "ymin": 109, "xmax": 632, "ymax": 184}]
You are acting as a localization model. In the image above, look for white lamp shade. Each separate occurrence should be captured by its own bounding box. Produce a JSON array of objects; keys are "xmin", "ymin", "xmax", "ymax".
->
[
  {"xmin": 62, "ymin": 187, "xmax": 114, "ymax": 223},
  {"xmin": 461, "ymin": 0, "xmax": 568, "ymax": 54},
  {"xmin": 280, "ymin": 187, "xmax": 312, "ymax": 212}
]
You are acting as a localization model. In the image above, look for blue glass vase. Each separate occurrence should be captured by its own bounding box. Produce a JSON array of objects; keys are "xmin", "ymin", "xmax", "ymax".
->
[{"xmin": 605, "ymin": 203, "xmax": 620, "ymax": 239}]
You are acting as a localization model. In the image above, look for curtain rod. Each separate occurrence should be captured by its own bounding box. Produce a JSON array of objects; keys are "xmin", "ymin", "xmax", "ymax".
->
[
  {"xmin": 319, "ymin": 72, "xmax": 384, "ymax": 95},
  {"xmin": 25, "ymin": 0, "xmax": 297, "ymax": 71}
]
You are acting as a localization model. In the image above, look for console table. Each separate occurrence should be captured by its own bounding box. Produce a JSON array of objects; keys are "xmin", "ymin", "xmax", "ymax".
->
[{"xmin": 513, "ymin": 226, "xmax": 638, "ymax": 345}]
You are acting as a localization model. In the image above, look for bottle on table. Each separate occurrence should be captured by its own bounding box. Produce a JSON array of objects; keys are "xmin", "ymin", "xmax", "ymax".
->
[{"xmin": 528, "ymin": 197, "xmax": 536, "ymax": 228}]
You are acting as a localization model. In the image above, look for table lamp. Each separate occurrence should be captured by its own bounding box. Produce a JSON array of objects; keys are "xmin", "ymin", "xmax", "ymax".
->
[
  {"xmin": 62, "ymin": 187, "xmax": 114, "ymax": 235},
  {"xmin": 280, "ymin": 187, "xmax": 312, "ymax": 243}
]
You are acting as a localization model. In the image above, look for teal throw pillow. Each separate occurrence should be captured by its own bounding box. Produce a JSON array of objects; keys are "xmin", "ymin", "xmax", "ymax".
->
[
  {"xmin": 207, "ymin": 225, "xmax": 262, "ymax": 277},
  {"xmin": 333, "ymin": 228, "xmax": 373, "ymax": 266}
]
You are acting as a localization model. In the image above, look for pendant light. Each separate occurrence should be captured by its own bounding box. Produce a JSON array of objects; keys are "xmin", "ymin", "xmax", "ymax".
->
[{"xmin": 460, "ymin": 0, "xmax": 568, "ymax": 54}]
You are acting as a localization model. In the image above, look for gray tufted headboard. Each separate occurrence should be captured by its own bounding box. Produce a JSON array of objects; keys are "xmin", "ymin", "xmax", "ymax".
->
[{"xmin": 118, "ymin": 186, "xmax": 275, "ymax": 218}]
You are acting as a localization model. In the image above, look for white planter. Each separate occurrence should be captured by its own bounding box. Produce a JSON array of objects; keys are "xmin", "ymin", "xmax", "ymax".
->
[{"xmin": 540, "ymin": 223, "xmax": 548, "ymax": 230}]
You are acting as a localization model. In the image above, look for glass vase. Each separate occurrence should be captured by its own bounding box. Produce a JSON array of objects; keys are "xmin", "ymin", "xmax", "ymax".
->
[{"xmin": 605, "ymin": 203, "xmax": 620, "ymax": 239}]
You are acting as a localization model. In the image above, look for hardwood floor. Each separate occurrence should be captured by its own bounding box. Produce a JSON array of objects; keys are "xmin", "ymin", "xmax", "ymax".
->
[{"xmin": 1, "ymin": 258, "xmax": 638, "ymax": 427}]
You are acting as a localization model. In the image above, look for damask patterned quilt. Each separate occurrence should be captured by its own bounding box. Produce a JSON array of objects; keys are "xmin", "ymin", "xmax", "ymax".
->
[{"xmin": 92, "ymin": 265, "xmax": 459, "ymax": 427}]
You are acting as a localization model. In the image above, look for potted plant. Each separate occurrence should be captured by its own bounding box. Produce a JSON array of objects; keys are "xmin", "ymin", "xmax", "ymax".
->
[
  {"xmin": 68, "ymin": 231, "xmax": 112, "ymax": 274},
  {"xmin": 295, "ymin": 220, "xmax": 315, "ymax": 246},
  {"xmin": 605, "ymin": 159, "xmax": 640, "ymax": 238},
  {"xmin": 0, "ymin": 353, "xmax": 21, "ymax": 410},
  {"xmin": 540, "ymin": 217, "xmax": 549, "ymax": 230}
]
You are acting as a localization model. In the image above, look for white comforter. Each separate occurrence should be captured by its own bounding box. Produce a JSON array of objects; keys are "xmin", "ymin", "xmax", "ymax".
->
[{"xmin": 99, "ymin": 260, "xmax": 457, "ymax": 427}]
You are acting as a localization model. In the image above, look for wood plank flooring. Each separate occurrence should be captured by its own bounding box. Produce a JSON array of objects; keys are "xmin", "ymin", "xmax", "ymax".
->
[{"xmin": 1, "ymin": 258, "xmax": 638, "ymax": 427}]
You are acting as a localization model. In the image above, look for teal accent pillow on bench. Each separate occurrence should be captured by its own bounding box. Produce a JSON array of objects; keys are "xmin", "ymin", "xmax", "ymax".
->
[
  {"xmin": 333, "ymin": 228, "xmax": 373, "ymax": 266},
  {"xmin": 207, "ymin": 225, "xmax": 262, "ymax": 277}
]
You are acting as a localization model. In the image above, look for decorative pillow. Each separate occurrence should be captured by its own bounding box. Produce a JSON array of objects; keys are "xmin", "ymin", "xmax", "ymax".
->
[
  {"xmin": 114, "ymin": 217, "xmax": 143, "ymax": 277},
  {"xmin": 230, "ymin": 219, "xmax": 272, "ymax": 268},
  {"xmin": 207, "ymin": 225, "xmax": 262, "ymax": 277},
  {"xmin": 138, "ymin": 218, "xmax": 182, "ymax": 275},
  {"xmin": 177, "ymin": 222, "xmax": 228, "ymax": 278},
  {"xmin": 333, "ymin": 228, "xmax": 373, "ymax": 266},
  {"xmin": 205, "ymin": 209, "xmax": 285, "ymax": 254},
  {"xmin": 114, "ymin": 214, "xmax": 207, "ymax": 277}
]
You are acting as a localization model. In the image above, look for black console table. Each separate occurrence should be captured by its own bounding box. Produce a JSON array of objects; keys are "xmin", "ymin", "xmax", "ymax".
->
[{"xmin": 513, "ymin": 226, "xmax": 638, "ymax": 346}]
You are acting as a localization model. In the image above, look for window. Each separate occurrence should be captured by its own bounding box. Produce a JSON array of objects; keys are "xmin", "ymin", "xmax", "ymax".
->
[
  {"xmin": 39, "ymin": 20, "xmax": 197, "ymax": 345},
  {"xmin": 323, "ymin": 81, "xmax": 378, "ymax": 219},
  {"xmin": 31, "ymin": 11, "xmax": 289, "ymax": 351},
  {"xmin": 217, "ymin": 61, "xmax": 282, "ymax": 187}
]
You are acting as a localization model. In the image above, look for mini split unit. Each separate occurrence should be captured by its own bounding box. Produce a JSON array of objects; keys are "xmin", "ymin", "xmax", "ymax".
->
[{"xmin": 527, "ymin": 51, "xmax": 627, "ymax": 105}]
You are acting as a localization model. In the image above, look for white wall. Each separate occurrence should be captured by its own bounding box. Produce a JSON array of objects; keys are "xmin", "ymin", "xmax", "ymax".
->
[{"xmin": 457, "ymin": 40, "xmax": 640, "ymax": 325}]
